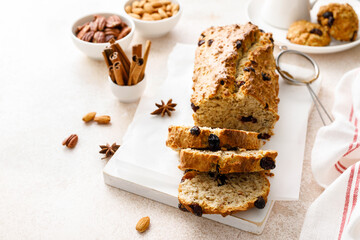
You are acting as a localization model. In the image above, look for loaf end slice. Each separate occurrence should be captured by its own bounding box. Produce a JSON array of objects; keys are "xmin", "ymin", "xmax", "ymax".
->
[
  {"xmin": 179, "ymin": 148, "xmax": 277, "ymax": 173},
  {"xmin": 178, "ymin": 171, "xmax": 270, "ymax": 217},
  {"xmin": 166, "ymin": 125, "xmax": 262, "ymax": 151},
  {"xmin": 191, "ymin": 23, "xmax": 279, "ymax": 138}
]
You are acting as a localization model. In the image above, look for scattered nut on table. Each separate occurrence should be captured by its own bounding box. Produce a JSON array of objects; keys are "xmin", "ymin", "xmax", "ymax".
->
[
  {"xmin": 136, "ymin": 216, "xmax": 150, "ymax": 233},
  {"xmin": 125, "ymin": 0, "xmax": 179, "ymax": 21},
  {"xmin": 94, "ymin": 115, "xmax": 111, "ymax": 124},
  {"xmin": 62, "ymin": 134, "xmax": 78, "ymax": 148},
  {"xmin": 82, "ymin": 112, "xmax": 97, "ymax": 122}
]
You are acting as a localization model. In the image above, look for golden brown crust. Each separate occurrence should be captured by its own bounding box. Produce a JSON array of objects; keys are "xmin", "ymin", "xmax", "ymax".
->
[
  {"xmin": 191, "ymin": 23, "xmax": 258, "ymax": 104},
  {"xmin": 317, "ymin": 3, "xmax": 358, "ymax": 41},
  {"xmin": 178, "ymin": 171, "xmax": 270, "ymax": 216},
  {"xmin": 166, "ymin": 125, "xmax": 261, "ymax": 150},
  {"xmin": 179, "ymin": 149, "xmax": 277, "ymax": 173},
  {"xmin": 286, "ymin": 20, "xmax": 331, "ymax": 46},
  {"xmin": 190, "ymin": 23, "xmax": 279, "ymax": 136}
]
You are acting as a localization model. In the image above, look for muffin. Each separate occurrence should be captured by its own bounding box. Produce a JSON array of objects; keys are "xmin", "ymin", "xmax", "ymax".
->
[
  {"xmin": 317, "ymin": 3, "xmax": 358, "ymax": 41},
  {"xmin": 287, "ymin": 20, "xmax": 331, "ymax": 46}
]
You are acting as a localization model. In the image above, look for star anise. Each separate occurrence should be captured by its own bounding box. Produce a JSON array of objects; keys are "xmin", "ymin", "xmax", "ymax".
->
[
  {"xmin": 99, "ymin": 142, "xmax": 120, "ymax": 159},
  {"xmin": 151, "ymin": 99, "xmax": 177, "ymax": 117}
]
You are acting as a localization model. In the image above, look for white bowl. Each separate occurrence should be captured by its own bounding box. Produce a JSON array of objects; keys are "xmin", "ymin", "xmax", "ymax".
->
[
  {"xmin": 108, "ymin": 76, "xmax": 146, "ymax": 103},
  {"xmin": 124, "ymin": 0, "xmax": 182, "ymax": 38},
  {"xmin": 71, "ymin": 13, "xmax": 135, "ymax": 59}
]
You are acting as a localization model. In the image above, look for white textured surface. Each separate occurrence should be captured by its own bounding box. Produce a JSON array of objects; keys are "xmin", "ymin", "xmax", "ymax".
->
[{"xmin": 1, "ymin": 0, "xmax": 360, "ymax": 239}]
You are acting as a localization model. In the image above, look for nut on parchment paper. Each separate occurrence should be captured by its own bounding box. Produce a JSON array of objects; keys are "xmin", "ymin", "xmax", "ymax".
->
[
  {"xmin": 136, "ymin": 216, "xmax": 150, "ymax": 233},
  {"xmin": 94, "ymin": 115, "xmax": 111, "ymax": 124},
  {"xmin": 62, "ymin": 134, "xmax": 78, "ymax": 148},
  {"xmin": 82, "ymin": 112, "xmax": 97, "ymax": 122}
]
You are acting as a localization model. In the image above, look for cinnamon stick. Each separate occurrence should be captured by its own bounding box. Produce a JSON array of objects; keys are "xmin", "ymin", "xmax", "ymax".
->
[
  {"xmin": 140, "ymin": 40, "xmax": 151, "ymax": 81},
  {"xmin": 113, "ymin": 61, "xmax": 125, "ymax": 86},
  {"xmin": 132, "ymin": 44, "xmax": 142, "ymax": 58},
  {"xmin": 102, "ymin": 51, "xmax": 111, "ymax": 68},
  {"xmin": 128, "ymin": 55, "xmax": 137, "ymax": 86},
  {"xmin": 131, "ymin": 57, "xmax": 144, "ymax": 85},
  {"xmin": 109, "ymin": 66, "xmax": 115, "ymax": 83},
  {"xmin": 109, "ymin": 39, "xmax": 130, "ymax": 74}
]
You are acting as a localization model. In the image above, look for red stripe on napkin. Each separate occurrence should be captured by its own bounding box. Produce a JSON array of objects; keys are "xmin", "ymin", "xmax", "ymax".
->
[
  {"xmin": 338, "ymin": 161, "xmax": 347, "ymax": 170},
  {"xmin": 335, "ymin": 164, "xmax": 344, "ymax": 174},
  {"xmin": 338, "ymin": 164, "xmax": 356, "ymax": 240},
  {"xmin": 344, "ymin": 117, "xmax": 358, "ymax": 157},
  {"xmin": 349, "ymin": 106, "xmax": 354, "ymax": 122},
  {"xmin": 348, "ymin": 164, "xmax": 360, "ymax": 224}
]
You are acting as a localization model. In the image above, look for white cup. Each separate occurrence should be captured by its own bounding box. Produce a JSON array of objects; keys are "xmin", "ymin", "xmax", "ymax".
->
[
  {"xmin": 108, "ymin": 76, "xmax": 146, "ymax": 103},
  {"xmin": 262, "ymin": 0, "xmax": 311, "ymax": 29}
]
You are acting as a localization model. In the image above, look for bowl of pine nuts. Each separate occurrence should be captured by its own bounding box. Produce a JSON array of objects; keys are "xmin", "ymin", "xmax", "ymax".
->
[{"xmin": 124, "ymin": 0, "xmax": 182, "ymax": 38}]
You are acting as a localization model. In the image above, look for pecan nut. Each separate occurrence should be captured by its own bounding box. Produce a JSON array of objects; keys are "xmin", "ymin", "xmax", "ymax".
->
[
  {"xmin": 81, "ymin": 31, "xmax": 95, "ymax": 42},
  {"xmin": 93, "ymin": 31, "xmax": 106, "ymax": 43},
  {"xmin": 117, "ymin": 27, "xmax": 131, "ymax": 39},
  {"xmin": 104, "ymin": 28, "xmax": 120, "ymax": 38},
  {"xmin": 89, "ymin": 20, "xmax": 98, "ymax": 32},
  {"xmin": 95, "ymin": 15, "xmax": 106, "ymax": 31},
  {"xmin": 62, "ymin": 134, "xmax": 78, "ymax": 148},
  {"xmin": 106, "ymin": 15, "xmax": 122, "ymax": 28},
  {"xmin": 76, "ymin": 24, "xmax": 90, "ymax": 39}
]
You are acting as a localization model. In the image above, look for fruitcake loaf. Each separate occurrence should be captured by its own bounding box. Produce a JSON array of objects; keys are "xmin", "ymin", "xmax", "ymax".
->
[
  {"xmin": 178, "ymin": 170, "xmax": 270, "ymax": 217},
  {"xmin": 191, "ymin": 23, "xmax": 279, "ymax": 139},
  {"xmin": 179, "ymin": 148, "xmax": 277, "ymax": 173},
  {"xmin": 166, "ymin": 125, "xmax": 261, "ymax": 151}
]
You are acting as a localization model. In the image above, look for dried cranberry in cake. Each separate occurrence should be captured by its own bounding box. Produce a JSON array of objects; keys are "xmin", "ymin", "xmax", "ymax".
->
[
  {"xmin": 208, "ymin": 39, "xmax": 214, "ymax": 46},
  {"xmin": 191, "ymin": 102, "xmax": 199, "ymax": 112},
  {"xmin": 189, "ymin": 203, "xmax": 203, "ymax": 216},
  {"xmin": 236, "ymin": 40, "xmax": 242, "ymax": 49},
  {"xmin": 241, "ymin": 116, "xmax": 257, "ymax": 123},
  {"xmin": 261, "ymin": 72, "xmax": 271, "ymax": 81},
  {"xmin": 254, "ymin": 196, "xmax": 266, "ymax": 209},
  {"xmin": 190, "ymin": 126, "xmax": 201, "ymax": 136},
  {"xmin": 260, "ymin": 157, "xmax": 276, "ymax": 170},
  {"xmin": 257, "ymin": 133, "xmax": 271, "ymax": 139},
  {"xmin": 244, "ymin": 67, "xmax": 255, "ymax": 72},
  {"xmin": 216, "ymin": 174, "xmax": 227, "ymax": 186},
  {"xmin": 310, "ymin": 28, "xmax": 323, "ymax": 36},
  {"xmin": 208, "ymin": 134, "xmax": 220, "ymax": 151},
  {"xmin": 322, "ymin": 11, "xmax": 333, "ymax": 18}
]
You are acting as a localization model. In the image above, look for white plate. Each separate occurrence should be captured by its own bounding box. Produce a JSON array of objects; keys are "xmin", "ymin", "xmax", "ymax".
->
[
  {"xmin": 103, "ymin": 43, "xmax": 321, "ymax": 233},
  {"xmin": 247, "ymin": 0, "xmax": 360, "ymax": 54}
]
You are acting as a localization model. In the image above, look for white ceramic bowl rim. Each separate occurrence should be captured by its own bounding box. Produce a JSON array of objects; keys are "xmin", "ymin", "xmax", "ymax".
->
[
  {"xmin": 71, "ymin": 12, "xmax": 135, "ymax": 46},
  {"xmin": 123, "ymin": 0, "xmax": 182, "ymax": 23}
]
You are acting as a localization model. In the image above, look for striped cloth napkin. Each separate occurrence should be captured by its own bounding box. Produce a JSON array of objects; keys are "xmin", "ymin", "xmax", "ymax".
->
[{"xmin": 300, "ymin": 68, "xmax": 360, "ymax": 240}]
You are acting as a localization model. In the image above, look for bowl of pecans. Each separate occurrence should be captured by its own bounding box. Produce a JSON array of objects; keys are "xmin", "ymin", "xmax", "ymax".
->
[
  {"xmin": 71, "ymin": 13, "xmax": 135, "ymax": 59},
  {"xmin": 124, "ymin": 0, "xmax": 182, "ymax": 38}
]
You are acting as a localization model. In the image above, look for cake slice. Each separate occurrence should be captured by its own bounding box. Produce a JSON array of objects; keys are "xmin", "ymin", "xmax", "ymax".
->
[
  {"xmin": 166, "ymin": 125, "xmax": 261, "ymax": 151},
  {"xmin": 178, "ymin": 171, "xmax": 270, "ymax": 217},
  {"xmin": 179, "ymin": 148, "xmax": 277, "ymax": 173}
]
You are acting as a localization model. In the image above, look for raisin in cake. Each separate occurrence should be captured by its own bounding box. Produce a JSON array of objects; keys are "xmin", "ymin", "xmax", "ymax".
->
[{"xmin": 191, "ymin": 23, "xmax": 279, "ymax": 139}]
